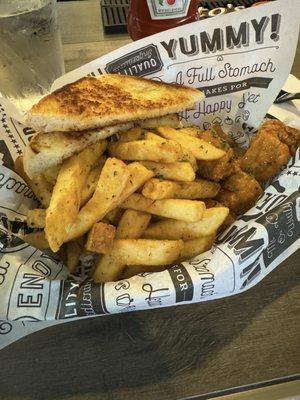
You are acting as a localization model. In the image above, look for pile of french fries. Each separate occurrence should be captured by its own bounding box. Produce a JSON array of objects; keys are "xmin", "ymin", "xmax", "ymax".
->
[{"xmin": 17, "ymin": 124, "xmax": 231, "ymax": 282}]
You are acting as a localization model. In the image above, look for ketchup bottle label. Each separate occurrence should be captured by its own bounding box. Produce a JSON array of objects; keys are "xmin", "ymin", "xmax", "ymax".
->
[{"xmin": 146, "ymin": 0, "xmax": 192, "ymax": 20}]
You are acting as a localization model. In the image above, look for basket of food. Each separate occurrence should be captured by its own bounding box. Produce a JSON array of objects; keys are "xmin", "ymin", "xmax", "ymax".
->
[{"xmin": 0, "ymin": 0, "xmax": 299, "ymax": 344}]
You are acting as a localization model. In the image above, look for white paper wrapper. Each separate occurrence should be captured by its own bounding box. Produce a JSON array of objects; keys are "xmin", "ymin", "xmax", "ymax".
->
[{"xmin": 0, "ymin": 0, "xmax": 299, "ymax": 350}]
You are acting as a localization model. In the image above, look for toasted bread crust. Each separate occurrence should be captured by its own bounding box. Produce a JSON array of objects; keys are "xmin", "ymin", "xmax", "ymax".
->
[{"xmin": 27, "ymin": 74, "xmax": 204, "ymax": 132}]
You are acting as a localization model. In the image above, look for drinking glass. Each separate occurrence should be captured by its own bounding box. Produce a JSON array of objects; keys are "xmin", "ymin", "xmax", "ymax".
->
[{"xmin": 0, "ymin": 0, "xmax": 65, "ymax": 110}]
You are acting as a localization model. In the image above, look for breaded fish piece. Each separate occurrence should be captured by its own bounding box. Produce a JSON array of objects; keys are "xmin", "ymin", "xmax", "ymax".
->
[
  {"xmin": 26, "ymin": 74, "xmax": 204, "ymax": 132},
  {"xmin": 217, "ymin": 170, "xmax": 263, "ymax": 215},
  {"xmin": 239, "ymin": 124, "xmax": 291, "ymax": 182},
  {"xmin": 261, "ymin": 119, "xmax": 300, "ymax": 156}
]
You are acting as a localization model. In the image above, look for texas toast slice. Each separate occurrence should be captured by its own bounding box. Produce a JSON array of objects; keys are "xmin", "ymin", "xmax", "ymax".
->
[
  {"xmin": 26, "ymin": 74, "xmax": 204, "ymax": 132},
  {"xmin": 23, "ymin": 123, "xmax": 131, "ymax": 178}
]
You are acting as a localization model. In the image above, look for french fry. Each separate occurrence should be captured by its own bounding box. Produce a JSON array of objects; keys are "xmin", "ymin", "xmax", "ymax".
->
[
  {"xmin": 65, "ymin": 158, "xmax": 130, "ymax": 242},
  {"xmin": 93, "ymin": 239, "xmax": 183, "ymax": 282},
  {"xmin": 121, "ymin": 265, "xmax": 166, "ymax": 279},
  {"xmin": 116, "ymin": 162, "xmax": 154, "ymax": 204},
  {"xmin": 85, "ymin": 222, "xmax": 116, "ymax": 254},
  {"xmin": 95, "ymin": 162, "xmax": 154, "ymax": 229},
  {"xmin": 139, "ymin": 114, "xmax": 181, "ymax": 129},
  {"xmin": 108, "ymin": 139, "xmax": 184, "ymax": 163},
  {"xmin": 93, "ymin": 252, "xmax": 124, "ymax": 283},
  {"xmin": 144, "ymin": 132, "xmax": 165, "ymax": 142},
  {"xmin": 118, "ymin": 127, "xmax": 143, "ymax": 142},
  {"xmin": 45, "ymin": 143, "xmax": 106, "ymax": 252},
  {"xmin": 14, "ymin": 156, "xmax": 53, "ymax": 207},
  {"xmin": 80, "ymin": 157, "xmax": 106, "ymax": 206},
  {"xmin": 121, "ymin": 193, "xmax": 205, "ymax": 222},
  {"xmin": 43, "ymin": 164, "xmax": 61, "ymax": 185},
  {"xmin": 204, "ymin": 199, "xmax": 236, "ymax": 231},
  {"xmin": 22, "ymin": 231, "xmax": 49, "ymax": 251},
  {"xmin": 143, "ymin": 207, "xmax": 229, "ymax": 239},
  {"xmin": 145, "ymin": 132, "xmax": 197, "ymax": 170},
  {"xmin": 142, "ymin": 178, "xmax": 220, "ymax": 200},
  {"xmin": 178, "ymin": 127, "xmax": 202, "ymax": 137},
  {"xmin": 105, "ymin": 207, "xmax": 124, "ymax": 225},
  {"xmin": 95, "ymin": 209, "xmax": 151, "ymax": 281},
  {"xmin": 66, "ymin": 238, "xmax": 84, "ymax": 273},
  {"xmin": 26, "ymin": 209, "xmax": 46, "ymax": 228},
  {"xmin": 66, "ymin": 160, "xmax": 152, "ymax": 242},
  {"xmin": 140, "ymin": 161, "xmax": 195, "ymax": 182},
  {"xmin": 157, "ymin": 127, "xmax": 226, "ymax": 160},
  {"xmin": 30, "ymin": 174, "xmax": 53, "ymax": 208},
  {"xmin": 116, "ymin": 210, "xmax": 151, "ymax": 239},
  {"xmin": 179, "ymin": 151, "xmax": 197, "ymax": 171},
  {"xmin": 112, "ymin": 239, "xmax": 184, "ymax": 265},
  {"xmin": 142, "ymin": 179, "xmax": 176, "ymax": 200},
  {"xmin": 177, "ymin": 235, "xmax": 215, "ymax": 262}
]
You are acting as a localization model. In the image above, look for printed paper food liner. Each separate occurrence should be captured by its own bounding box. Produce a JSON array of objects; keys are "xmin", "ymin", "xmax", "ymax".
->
[{"xmin": 0, "ymin": 0, "xmax": 299, "ymax": 349}]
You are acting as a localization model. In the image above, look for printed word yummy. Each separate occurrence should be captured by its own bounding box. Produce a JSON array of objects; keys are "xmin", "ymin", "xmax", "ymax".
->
[{"xmin": 161, "ymin": 15, "xmax": 281, "ymax": 59}]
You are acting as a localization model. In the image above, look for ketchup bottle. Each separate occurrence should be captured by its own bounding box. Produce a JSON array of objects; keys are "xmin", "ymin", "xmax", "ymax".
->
[{"xmin": 127, "ymin": 0, "xmax": 200, "ymax": 41}]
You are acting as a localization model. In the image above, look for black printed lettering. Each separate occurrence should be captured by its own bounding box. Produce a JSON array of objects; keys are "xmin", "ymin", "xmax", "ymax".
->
[
  {"xmin": 160, "ymin": 38, "xmax": 177, "ymax": 59},
  {"xmin": 251, "ymin": 16, "xmax": 269, "ymax": 44},
  {"xmin": 200, "ymin": 28, "xmax": 223, "ymax": 53},
  {"xmin": 226, "ymin": 22, "xmax": 249, "ymax": 48},
  {"xmin": 179, "ymin": 35, "xmax": 199, "ymax": 56}
]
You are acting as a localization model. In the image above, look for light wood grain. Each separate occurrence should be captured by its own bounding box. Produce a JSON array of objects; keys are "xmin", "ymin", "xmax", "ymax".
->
[
  {"xmin": 63, "ymin": 39, "xmax": 131, "ymax": 72},
  {"xmin": 58, "ymin": 0, "xmax": 129, "ymax": 44}
]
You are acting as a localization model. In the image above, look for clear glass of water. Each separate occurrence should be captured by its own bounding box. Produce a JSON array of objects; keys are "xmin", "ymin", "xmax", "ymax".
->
[{"xmin": 0, "ymin": 0, "xmax": 65, "ymax": 110}]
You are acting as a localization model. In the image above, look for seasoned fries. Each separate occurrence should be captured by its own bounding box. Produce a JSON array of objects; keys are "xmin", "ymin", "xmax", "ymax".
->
[
  {"xmin": 105, "ymin": 207, "xmax": 124, "ymax": 225},
  {"xmin": 144, "ymin": 132, "xmax": 197, "ymax": 170},
  {"xmin": 66, "ymin": 158, "xmax": 130, "ymax": 241},
  {"xmin": 66, "ymin": 238, "xmax": 84, "ymax": 273},
  {"xmin": 178, "ymin": 235, "xmax": 215, "ymax": 262},
  {"xmin": 116, "ymin": 210, "xmax": 151, "ymax": 239},
  {"xmin": 157, "ymin": 126, "xmax": 226, "ymax": 160},
  {"xmin": 108, "ymin": 139, "xmax": 184, "ymax": 163},
  {"xmin": 144, "ymin": 132, "xmax": 164, "ymax": 142},
  {"xmin": 140, "ymin": 161, "xmax": 195, "ymax": 181},
  {"xmin": 139, "ymin": 114, "xmax": 181, "ymax": 129},
  {"xmin": 109, "ymin": 239, "xmax": 184, "ymax": 265},
  {"xmin": 14, "ymin": 156, "xmax": 53, "ymax": 207},
  {"xmin": 45, "ymin": 142, "xmax": 106, "ymax": 252},
  {"xmin": 30, "ymin": 174, "xmax": 53, "ymax": 208},
  {"xmin": 121, "ymin": 193, "xmax": 206, "ymax": 222},
  {"xmin": 116, "ymin": 162, "xmax": 154, "ymax": 203},
  {"xmin": 119, "ymin": 127, "xmax": 143, "ymax": 142},
  {"xmin": 143, "ymin": 207, "xmax": 229, "ymax": 240},
  {"xmin": 80, "ymin": 164, "xmax": 102, "ymax": 206},
  {"xmin": 93, "ymin": 239, "xmax": 183, "ymax": 282},
  {"xmin": 142, "ymin": 178, "xmax": 220, "ymax": 200},
  {"xmin": 21, "ymin": 117, "xmax": 292, "ymax": 283},
  {"xmin": 26, "ymin": 209, "xmax": 46, "ymax": 228},
  {"xmin": 94, "ymin": 210, "xmax": 151, "ymax": 282}
]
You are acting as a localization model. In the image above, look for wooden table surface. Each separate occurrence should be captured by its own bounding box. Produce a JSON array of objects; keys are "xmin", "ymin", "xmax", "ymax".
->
[{"xmin": 0, "ymin": 2, "xmax": 299, "ymax": 400}]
